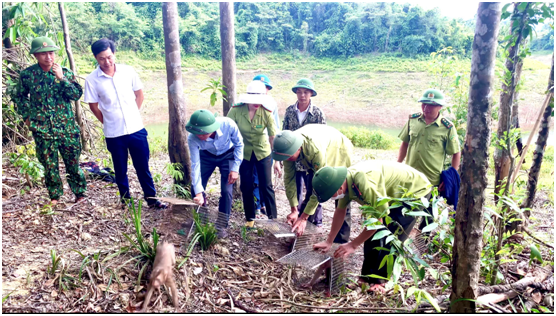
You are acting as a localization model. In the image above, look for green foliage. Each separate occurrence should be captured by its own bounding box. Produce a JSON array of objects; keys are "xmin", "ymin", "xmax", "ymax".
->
[
  {"xmin": 165, "ymin": 162, "xmax": 184, "ymax": 182},
  {"xmin": 178, "ymin": 233, "xmax": 201, "ymax": 269},
  {"xmin": 339, "ymin": 127, "xmax": 397, "ymax": 150},
  {"xmin": 192, "ymin": 209, "xmax": 218, "ymax": 251},
  {"xmin": 122, "ymin": 199, "xmax": 159, "ymax": 262},
  {"xmin": 201, "ymin": 78, "xmax": 227, "ymax": 107},
  {"xmin": 8, "ymin": 144, "xmax": 44, "ymax": 191},
  {"xmin": 240, "ymin": 226, "xmax": 251, "ymax": 243}
]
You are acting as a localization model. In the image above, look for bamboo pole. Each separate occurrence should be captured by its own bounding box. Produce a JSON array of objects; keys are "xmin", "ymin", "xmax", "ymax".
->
[
  {"xmin": 510, "ymin": 92, "xmax": 553, "ymax": 189},
  {"xmin": 58, "ymin": 2, "xmax": 89, "ymax": 151}
]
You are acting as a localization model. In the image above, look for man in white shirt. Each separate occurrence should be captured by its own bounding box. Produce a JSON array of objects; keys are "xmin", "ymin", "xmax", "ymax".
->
[{"xmin": 84, "ymin": 38, "xmax": 166, "ymax": 209}]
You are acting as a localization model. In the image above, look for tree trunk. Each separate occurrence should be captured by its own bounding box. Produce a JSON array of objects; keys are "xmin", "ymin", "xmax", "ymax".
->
[
  {"xmin": 450, "ymin": 3, "xmax": 501, "ymax": 313},
  {"xmin": 58, "ymin": 2, "xmax": 88, "ymax": 151},
  {"xmin": 384, "ymin": 24, "xmax": 391, "ymax": 52},
  {"xmin": 494, "ymin": 2, "xmax": 530, "ymax": 201},
  {"xmin": 162, "ymin": 2, "xmax": 192, "ymax": 186},
  {"xmin": 521, "ymin": 54, "xmax": 554, "ymax": 212},
  {"xmin": 219, "ymin": 2, "xmax": 236, "ymax": 116}
]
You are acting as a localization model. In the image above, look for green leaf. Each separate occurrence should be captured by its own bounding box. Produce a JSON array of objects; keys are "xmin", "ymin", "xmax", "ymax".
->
[
  {"xmin": 385, "ymin": 235, "xmax": 395, "ymax": 245},
  {"xmin": 378, "ymin": 254, "xmax": 389, "ymax": 270},
  {"xmin": 420, "ymin": 196, "xmax": 430, "ymax": 208},
  {"xmin": 405, "ymin": 211, "xmax": 431, "ymax": 217},
  {"xmin": 517, "ymin": 2, "xmax": 528, "ymax": 12},
  {"xmin": 372, "ymin": 229, "xmax": 391, "ymax": 241},
  {"xmin": 422, "ymin": 222, "xmax": 438, "ymax": 233},
  {"xmin": 422, "ymin": 290, "xmax": 441, "ymax": 312},
  {"xmin": 530, "ymin": 244, "xmax": 543, "ymax": 264},
  {"xmin": 418, "ymin": 267, "xmax": 426, "ymax": 280}
]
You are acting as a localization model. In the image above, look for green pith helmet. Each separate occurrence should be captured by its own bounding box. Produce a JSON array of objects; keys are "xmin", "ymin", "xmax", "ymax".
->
[
  {"xmin": 186, "ymin": 109, "xmax": 220, "ymax": 135},
  {"xmin": 418, "ymin": 88, "xmax": 446, "ymax": 106},
  {"xmin": 253, "ymin": 74, "xmax": 273, "ymax": 90},
  {"xmin": 292, "ymin": 78, "xmax": 317, "ymax": 97},
  {"xmin": 30, "ymin": 37, "xmax": 60, "ymax": 54},
  {"xmin": 271, "ymin": 130, "xmax": 304, "ymax": 161},
  {"xmin": 312, "ymin": 166, "xmax": 348, "ymax": 203}
]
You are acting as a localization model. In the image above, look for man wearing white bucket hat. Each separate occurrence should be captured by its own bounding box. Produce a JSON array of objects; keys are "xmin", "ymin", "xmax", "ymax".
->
[{"xmin": 227, "ymin": 81, "xmax": 278, "ymax": 228}]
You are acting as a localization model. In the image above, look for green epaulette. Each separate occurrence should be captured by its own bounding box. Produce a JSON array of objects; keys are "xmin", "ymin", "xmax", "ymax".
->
[
  {"xmin": 441, "ymin": 118, "xmax": 453, "ymax": 129},
  {"xmin": 409, "ymin": 112, "xmax": 422, "ymax": 119},
  {"xmin": 232, "ymin": 102, "xmax": 244, "ymax": 108}
]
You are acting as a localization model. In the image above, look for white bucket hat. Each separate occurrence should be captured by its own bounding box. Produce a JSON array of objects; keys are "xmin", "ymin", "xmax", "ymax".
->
[{"xmin": 238, "ymin": 81, "xmax": 271, "ymax": 107}]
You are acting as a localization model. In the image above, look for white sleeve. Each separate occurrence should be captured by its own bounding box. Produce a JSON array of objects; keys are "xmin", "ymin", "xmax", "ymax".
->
[
  {"xmin": 83, "ymin": 79, "xmax": 99, "ymax": 103},
  {"xmin": 131, "ymin": 67, "xmax": 144, "ymax": 91}
]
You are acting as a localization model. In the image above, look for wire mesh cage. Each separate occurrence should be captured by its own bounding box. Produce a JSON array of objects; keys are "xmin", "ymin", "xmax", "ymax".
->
[
  {"xmin": 254, "ymin": 219, "xmax": 322, "ymax": 239},
  {"xmin": 277, "ymin": 244, "xmax": 346, "ymax": 295}
]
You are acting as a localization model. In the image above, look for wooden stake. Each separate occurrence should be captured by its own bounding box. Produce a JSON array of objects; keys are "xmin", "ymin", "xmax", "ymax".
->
[{"xmin": 510, "ymin": 92, "xmax": 553, "ymax": 190}]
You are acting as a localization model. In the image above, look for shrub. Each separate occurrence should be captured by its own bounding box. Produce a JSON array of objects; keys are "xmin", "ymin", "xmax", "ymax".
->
[{"xmin": 339, "ymin": 126, "xmax": 397, "ymax": 150}]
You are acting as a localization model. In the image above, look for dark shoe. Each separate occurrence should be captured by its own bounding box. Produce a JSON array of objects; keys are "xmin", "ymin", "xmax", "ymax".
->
[
  {"xmin": 149, "ymin": 200, "xmax": 168, "ymax": 210},
  {"xmin": 217, "ymin": 228, "xmax": 228, "ymax": 239},
  {"xmin": 75, "ymin": 194, "xmax": 87, "ymax": 203}
]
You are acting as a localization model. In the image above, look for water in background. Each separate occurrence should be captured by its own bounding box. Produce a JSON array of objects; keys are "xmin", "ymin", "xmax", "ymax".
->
[{"xmin": 146, "ymin": 119, "xmax": 554, "ymax": 146}]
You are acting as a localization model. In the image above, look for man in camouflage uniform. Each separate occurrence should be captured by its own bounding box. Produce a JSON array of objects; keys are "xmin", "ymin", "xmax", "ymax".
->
[
  {"xmin": 275, "ymin": 78, "xmax": 327, "ymax": 227},
  {"xmin": 14, "ymin": 37, "xmax": 87, "ymax": 204},
  {"xmin": 397, "ymin": 88, "xmax": 461, "ymax": 230}
]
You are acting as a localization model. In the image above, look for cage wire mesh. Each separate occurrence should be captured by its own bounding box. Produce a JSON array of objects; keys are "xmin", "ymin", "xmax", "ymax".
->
[{"xmin": 277, "ymin": 243, "xmax": 346, "ymax": 295}]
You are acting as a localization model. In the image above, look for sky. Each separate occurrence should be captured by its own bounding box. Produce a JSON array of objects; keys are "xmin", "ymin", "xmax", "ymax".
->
[{"xmin": 404, "ymin": 1, "xmax": 481, "ymax": 20}]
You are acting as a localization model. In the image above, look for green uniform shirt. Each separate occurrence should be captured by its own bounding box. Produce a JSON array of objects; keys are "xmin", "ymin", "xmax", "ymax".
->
[
  {"xmin": 14, "ymin": 64, "xmax": 83, "ymax": 139},
  {"xmin": 337, "ymin": 160, "xmax": 431, "ymax": 217},
  {"xmin": 227, "ymin": 103, "xmax": 277, "ymax": 161},
  {"xmin": 284, "ymin": 124, "xmax": 353, "ymax": 215},
  {"xmin": 398, "ymin": 113, "xmax": 460, "ymax": 185}
]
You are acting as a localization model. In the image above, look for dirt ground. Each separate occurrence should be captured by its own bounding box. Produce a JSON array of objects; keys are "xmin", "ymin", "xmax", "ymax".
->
[{"xmin": 2, "ymin": 142, "xmax": 554, "ymax": 313}]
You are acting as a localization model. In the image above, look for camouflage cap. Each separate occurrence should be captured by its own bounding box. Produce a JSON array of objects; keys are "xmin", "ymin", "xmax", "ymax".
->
[{"xmin": 30, "ymin": 37, "xmax": 59, "ymax": 54}]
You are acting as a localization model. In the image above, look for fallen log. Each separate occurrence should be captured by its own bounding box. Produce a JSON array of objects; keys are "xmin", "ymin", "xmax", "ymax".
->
[
  {"xmin": 477, "ymin": 291, "xmax": 518, "ymax": 305},
  {"xmin": 529, "ymin": 277, "xmax": 554, "ymax": 292},
  {"xmin": 476, "ymin": 273, "xmax": 550, "ymax": 305},
  {"xmin": 477, "ymin": 276, "xmax": 537, "ymax": 296}
]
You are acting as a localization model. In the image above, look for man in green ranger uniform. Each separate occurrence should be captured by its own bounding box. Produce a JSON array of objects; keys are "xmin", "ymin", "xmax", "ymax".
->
[
  {"xmin": 272, "ymin": 124, "xmax": 353, "ymax": 243},
  {"xmin": 13, "ymin": 36, "xmax": 87, "ymax": 205},
  {"xmin": 397, "ymin": 88, "xmax": 461, "ymax": 187},
  {"xmin": 397, "ymin": 89, "xmax": 460, "ymax": 230},
  {"xmin": 312, "ymin": 161, "xmax": 431, "ymax": 293}
]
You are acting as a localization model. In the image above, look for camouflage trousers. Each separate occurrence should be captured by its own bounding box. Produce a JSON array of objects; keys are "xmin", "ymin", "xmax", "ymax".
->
[{"xmin": 33, "ymin": 132, "xmax": 87, "ymax": 200}]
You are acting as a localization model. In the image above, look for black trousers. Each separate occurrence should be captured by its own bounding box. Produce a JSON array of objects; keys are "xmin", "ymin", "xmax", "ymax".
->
[
  {"xmin": 105, "ymin": 128, "xmax": 156, "ymax": 205},
  {"xmin": 296, "ymin": 169, "xmax": 351, "ymax": 243},
  {"xmin": 360, "ymin": 203, "xmax": 419, "ymax": 284},
  {"xmin": 191, "ymin": 148, "xmax": 235, "ymax": 228},
  {"xmin": 295, "ymin": 170, "xmax": 323, "ymax": 226},
  {"xmin": 239, "ymin": 153, "xmax": 277, "ymax": 221}
]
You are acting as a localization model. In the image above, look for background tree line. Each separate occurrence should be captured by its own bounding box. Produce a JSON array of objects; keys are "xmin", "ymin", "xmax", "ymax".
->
[{"xmin": 0, "ymin": 2, "xmax": 479, "ymax": 59}]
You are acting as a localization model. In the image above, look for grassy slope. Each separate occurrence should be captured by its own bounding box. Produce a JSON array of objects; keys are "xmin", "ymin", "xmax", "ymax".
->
[
  {"xmin": 74, "ymin": 51, "xmax": 551, "ymax": 130},
  {"xmin": 75, "ymin": 51, "xmax": 554, "ymax": 204}
]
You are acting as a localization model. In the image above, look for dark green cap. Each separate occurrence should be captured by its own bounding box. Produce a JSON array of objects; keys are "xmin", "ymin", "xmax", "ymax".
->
[
  {"xmin": 312, "ymin": 166, "xmax": 348, "ymax": 203},
  {"xmin": 271, "ymin": 130, "xmax": 304, "ymax": 161},
  {"xmin": 418, "ymin": 88, "xmax": 446, "ymax": 106},
  {"xmin": 292, "ymin": 78, "xmax": 317, "ymax": 97},
  {"xmin": 30, "ymin": 37, "xmax": 59, "ymax": 54},
  {"xmin": 186, "ymin": 109, "xmax": 220, "ymax": 135}
]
